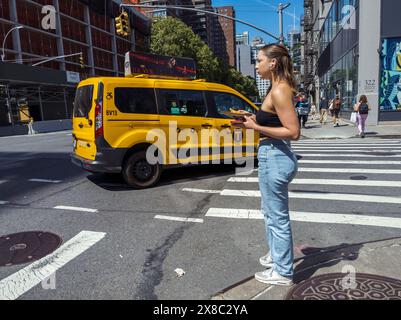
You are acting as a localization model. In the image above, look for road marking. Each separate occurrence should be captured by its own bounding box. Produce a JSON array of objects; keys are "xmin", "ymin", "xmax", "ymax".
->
[
  {"xmin": 154, "ymin": 215, "xmax": 204, "ymax": 223},
  {"xmin": 0, "ymin": 231, "xmax": 106, "ymax": 300},
  {"xmin": 0, "ymin": 201, "xmax": 9, "ymax": 205},
  {"xmin": 183, "ymin": 188, "xmax": 401, "ymax": 204},
  {"xmin": 54, "ymin": 205, "xmax": 98, "ymax": 213},
  {"xmin": 298, "ymin": 154, "xmax": 401, "ymax": 158},
  {"xmin": 297, "ymin": 168, "xmax": 401, "ymax": 174},
  {"xmin": 299, "ymin": 160, "xmax": 401, "ymax": 165},
  {"xmin": 29, "ymin": 179, "xmax": 62, "ymax": 184},
  {"xmin": 228, "ymin": 177, "xmax": 401, "ymax": 187},
  {"xmin": 293, "ymin": 146, "xmax": 401, "ymax": 150},
  {"xmin": 182, "ymin": 188, "xmax": 221, "ymax": 194},
  {"xmin": 0, "ymin": 180, "xmax": 6, "ymax": 185},
  {"xmin": 294, "ymin": 149, "xmax": 401, "ymax": 153},
  {"xmin": 205, "ymin": 208, "xmax": 401, "ymax": 229}
]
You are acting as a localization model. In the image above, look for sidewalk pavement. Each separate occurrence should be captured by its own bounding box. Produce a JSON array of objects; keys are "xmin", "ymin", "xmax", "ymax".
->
[
  {"xmin": 211, "ymin": 237, "xmax": 401, "ymax": 300},
  {"xmin": 299, "ymin": 117, "xmax": 401, "ymax": 140}
]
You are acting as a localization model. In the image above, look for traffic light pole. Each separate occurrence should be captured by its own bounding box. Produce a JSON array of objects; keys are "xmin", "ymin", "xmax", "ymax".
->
[
  {"xmin": 120, "ymin": 4, "xmax": 281, "ymax": 43},
  {"xmin": 278, "ymin": 3, "xmax": 291, "ymax": 45},
  {"xmin": 31, "ymin": 52, "xmax": 83, "ymax": 67}
]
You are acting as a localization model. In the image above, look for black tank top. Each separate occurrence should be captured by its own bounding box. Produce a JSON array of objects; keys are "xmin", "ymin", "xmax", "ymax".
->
[{"xmin": 256, "ymin": 109, "xmax": 283, "ymax": 128}]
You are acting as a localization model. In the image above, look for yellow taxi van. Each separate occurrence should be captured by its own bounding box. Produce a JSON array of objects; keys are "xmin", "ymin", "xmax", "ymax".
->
[{"xmin": 71, "ymin": 53, "xmax": 259, "ymax": 189}]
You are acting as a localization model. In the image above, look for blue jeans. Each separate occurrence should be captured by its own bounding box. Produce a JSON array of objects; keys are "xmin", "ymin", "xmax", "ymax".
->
[{"xmin": 258, "ymin": 139, "xmax": 298, "ymax": 278}]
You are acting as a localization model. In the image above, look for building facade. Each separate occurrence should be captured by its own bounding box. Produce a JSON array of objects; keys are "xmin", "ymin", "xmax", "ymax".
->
[
  {"xmin": 211, "ymin": 6, "xmax": 235, "ymax": 67},
  {"xmin": 236, "ymin": 31, "xmax": 249, "ymax": 46},
  {"xmin": 236, "ymin": 44, "xmax": 254, "ymax": 78},
  {"xmin": 251, "ymin": 37, "xmax": 270, "ymax": 99},
  {"xmin": 304, "ymin": 0, "xmax": 401, "ymax": 124},
  {"xmin": 0, "ymin": 0, "xmax": 151, "ymax": 126}
]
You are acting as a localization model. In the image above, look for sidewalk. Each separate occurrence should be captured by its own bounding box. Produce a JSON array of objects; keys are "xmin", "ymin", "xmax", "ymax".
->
[
  {"xmin": 299, "ymin": 117, "xmax": 401, "ymax": 140},
  {"xmin": 211, "ymin": 237, "xmax": 401, "ymax": 300}
]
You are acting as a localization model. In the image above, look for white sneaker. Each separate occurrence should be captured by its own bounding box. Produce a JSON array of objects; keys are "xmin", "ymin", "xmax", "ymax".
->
[
  {"xmin": 259, "ymin": 254, "xmax": 273, "ymax": 268},
  {"xmin": 255, "ymin": 269, "xmax": 293, "ymax": 286}
]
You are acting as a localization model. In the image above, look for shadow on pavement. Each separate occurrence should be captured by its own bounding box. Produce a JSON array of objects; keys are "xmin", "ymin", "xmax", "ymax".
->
[{"xmin": 293, "ymin": 243, "xmax": 363, "ymax": 284}]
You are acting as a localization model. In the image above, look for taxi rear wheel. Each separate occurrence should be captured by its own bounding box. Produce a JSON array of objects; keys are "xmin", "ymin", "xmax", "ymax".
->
[{"xmin": 122, "ymin": 151, "xmax": 161, "ymax": 189}]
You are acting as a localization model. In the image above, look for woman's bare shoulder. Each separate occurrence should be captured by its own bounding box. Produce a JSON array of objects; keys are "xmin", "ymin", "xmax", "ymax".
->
[{"xmin": 270, "ymin": 83, "xmax": 294, "ymax": 100}]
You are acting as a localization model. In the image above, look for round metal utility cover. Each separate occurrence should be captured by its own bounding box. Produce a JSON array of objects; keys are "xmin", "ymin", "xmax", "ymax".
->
[
  {"xmin": 350, "ymin": 176, "xmax": 368, "ymax": 180},
  {"xmin": 0, "ymin": 231, "xmax": 62, "ymax": 267},
  {"xmin": 285, "ymin": 273, "xmax": 401, "ymax": 300}
]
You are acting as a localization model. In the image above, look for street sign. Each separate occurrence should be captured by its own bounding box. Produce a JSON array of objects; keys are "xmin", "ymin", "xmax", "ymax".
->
[{"xmin": 66, "ymin": 71, "xmax": 80, "ymax": 83}]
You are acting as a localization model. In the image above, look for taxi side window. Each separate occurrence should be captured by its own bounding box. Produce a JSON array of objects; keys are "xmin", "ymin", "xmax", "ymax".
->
[
  {"xmin": 160, "ymin": 89, "xmax": 207, "ymax": 117},
  {"xmin": 212, "ymin": 92, "xmax": 256, "ymax": 118},
  {"xmin": 73, "ymin": 85, "xmax": 94, "ymax": 117},
  {"xmin": 114, "ymin": 88, "xmax": 157, "ymax": 114}
]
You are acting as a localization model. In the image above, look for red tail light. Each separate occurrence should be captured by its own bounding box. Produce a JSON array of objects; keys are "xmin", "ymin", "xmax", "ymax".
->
[{"xmin": 95, "ymin": 100, "xmax": 103, "ymax": 138}]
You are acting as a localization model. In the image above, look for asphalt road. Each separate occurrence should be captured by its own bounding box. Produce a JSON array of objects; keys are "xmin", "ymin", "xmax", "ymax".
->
[{"xmin": 0, "ymin": 131, "xmax": 400, "ymax": 300}]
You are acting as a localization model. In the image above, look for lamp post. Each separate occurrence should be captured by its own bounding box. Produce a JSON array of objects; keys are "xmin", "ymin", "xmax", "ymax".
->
[
  {"xmin": 278, "ymin": 3, "xmax": 291, "ymax": 45},
  {"xmin": 1, "ymin": 25, "xmax": 24, "ymax": 62}
]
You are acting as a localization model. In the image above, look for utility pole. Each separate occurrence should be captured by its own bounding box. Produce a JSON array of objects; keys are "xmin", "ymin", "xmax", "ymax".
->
[{"xmin": 278, "ymin": 3, "xmax": 291, "ymax": 45}]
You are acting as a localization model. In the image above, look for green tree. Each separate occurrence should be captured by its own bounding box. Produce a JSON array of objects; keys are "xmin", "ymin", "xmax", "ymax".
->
[{"xmin": 150, "ymin": 17, "xmax": 259, "ymax": 99}]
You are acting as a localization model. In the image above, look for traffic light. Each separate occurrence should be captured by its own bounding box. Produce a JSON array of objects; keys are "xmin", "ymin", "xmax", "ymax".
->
[
  {"xmin": 121, "ymin": 11, "xmax": 131, "ymax": 37},
  {"xmin": 115, "ymin": 14, "xmax": 123, "ymax": 36},
  {"xmin": 115, "ymin": 11, "xmax": 131, "ymax": 37},
  {"xmin": 79, "ymin": 53, "xmax": 84, "ymax": 69}
]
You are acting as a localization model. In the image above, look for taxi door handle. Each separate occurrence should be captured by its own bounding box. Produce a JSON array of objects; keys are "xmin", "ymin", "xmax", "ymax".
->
[{"xmin": 201, "ymin": 123, "xmax": 213, "ymax": 128}]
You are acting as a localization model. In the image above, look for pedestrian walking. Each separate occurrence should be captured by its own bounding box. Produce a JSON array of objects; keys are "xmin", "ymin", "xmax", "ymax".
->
[
  {"xmin": 319, "ymin": 97, "xmax": 329, "ymax": 124},
  {"xmin": 310, "ymin": 102, "xmax": 317, "ymax": 120},
  {"xmin": 354, "ymin": 95, "xmax": 371, "ymax": 138},
  {"xmin": 242, "ymin": 44, "xmax": 300, "ymax": 286},
  {"xmin": 296, "ymin": 93, "xmax": 310, "ymax": 128},
  {"xmin": 333, "ymin": 95, "xmax": 342, "ymax": 127}
]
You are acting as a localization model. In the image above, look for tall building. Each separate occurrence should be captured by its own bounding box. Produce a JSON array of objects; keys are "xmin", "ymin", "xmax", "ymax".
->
[
  {"xmin": 236, "ymin": 31, "xmax": 249, "ymax": 46},
  {"xmin": 288, "ymin": 29, "xmax": 302, "ymax": 86},
  {"xmin": 0, "ymin": 0, "xmax": 151, "ymax": 125},
  {"xmin": 303, "ymin": 0, "xmax": 401, "ymax": 125},
  {"xmin": 236, "ymin": 44, "xmax": 254, "ymax": 78},
  {"xmin": 211, "ymin": 6, "xmax": 236, "ymax": 67},
  {"xmin": 251, "ymin": 37, "xmax": 270, "ymax": 99}
]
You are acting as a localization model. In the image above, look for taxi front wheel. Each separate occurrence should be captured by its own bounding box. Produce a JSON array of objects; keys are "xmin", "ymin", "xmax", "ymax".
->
[{"xmin": 122, "ymin": 151, "xmax": 161, "ymax": 189}]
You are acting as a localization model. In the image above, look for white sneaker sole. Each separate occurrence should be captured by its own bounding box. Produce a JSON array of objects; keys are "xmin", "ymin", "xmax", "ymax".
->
[
  {"xmin": 255, "ymin": 276, "xmax": 293, "ymax": 286},
  {"xmin": 259, "ymin": 260, "xmax": 274, "ymax": 268}
]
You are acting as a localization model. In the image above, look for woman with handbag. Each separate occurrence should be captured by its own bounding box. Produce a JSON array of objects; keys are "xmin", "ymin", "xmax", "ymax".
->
[{"xmin": 354, "ymin": 95, "xmax": 371, "ymax": 138}]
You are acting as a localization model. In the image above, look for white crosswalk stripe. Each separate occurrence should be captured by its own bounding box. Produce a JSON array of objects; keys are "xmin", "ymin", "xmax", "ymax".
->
[{"xmin": 182, "ymin": 138, "xmax": 401, "ymax": 229}]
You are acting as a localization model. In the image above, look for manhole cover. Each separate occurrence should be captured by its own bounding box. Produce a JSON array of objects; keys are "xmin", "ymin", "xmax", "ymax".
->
[
  {"xmin": 0, "ymin": 231, "xmax": 62, "ymax": 267},
  {"xmin": 350, "ymin": 176, "xmax": 368, "ymax": 180},
  {"xmin": 285, "ymin": 273, "xmax": 401, "ymax": 300}
]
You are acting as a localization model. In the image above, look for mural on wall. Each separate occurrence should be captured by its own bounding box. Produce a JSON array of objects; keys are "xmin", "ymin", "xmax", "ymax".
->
[{"xmin": 380, "ymin": 38, "xmax": 401, "ymax": 111}]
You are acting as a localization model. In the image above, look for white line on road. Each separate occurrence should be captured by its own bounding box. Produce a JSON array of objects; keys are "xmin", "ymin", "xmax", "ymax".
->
[
  {"xmin": 205, "ymin": 208, "xmax": 401, "ymax": 229},
  {"xmin": 29, "ymin": 179, "xmax": 62, "ymax": 184},
  {"xmin": 0, "ymin": 201, "xmax": 9, "ymax": 205},
  {"xmin": 297, "ymin": 168, "xmax": 401, "ymax": 174},
  {"xmin": 183, "ymin": 188, "xmax": 401, "ymax": 204},
  {"xmin": 294, "ymin": 149, "xmax": 401, "ymax": 153},
  {"xmin": 228, "ymin": 177, "xmax": 401, "ymax": 187},
  {"xmin": 181, "ymin": 188, "xmax": 221, "ymax": 194},
  {"xmin": 299, "ymin": 160, "xmax": 401, "ymax": 165},
  {"xmin": 297, "ymin": 154, "xmax": 401, "ymax": 158},
  {"xmin": 293, "ymin": 146, "xmax": 401, "ymax": 150},
  {"xmin": 0, "ymin": 231, "xmax": 106, "ymax": 300},
  {"xmin": 154, "ymin": 215, "xmax": 204, "ymax": 223},
  {"xmin": 0, "ymin": 180, "xmax": 6, "ymax": 185},
  {"xmin": 54, "ymin": 205, "xmax": 98, "ymax": 213}
]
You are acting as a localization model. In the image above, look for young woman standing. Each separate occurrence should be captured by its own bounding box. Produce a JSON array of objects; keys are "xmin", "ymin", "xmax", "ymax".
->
[
  {"xmin": 242, "ymin": 44, "xmax": 300, "ymax": 286},
  {"xmin": 354, "ymin": 95, "xmax": 371, "ymax": 138}
]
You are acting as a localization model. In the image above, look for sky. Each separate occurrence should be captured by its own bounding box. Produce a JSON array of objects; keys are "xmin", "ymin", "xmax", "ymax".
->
[{"xmin": 213, "ymin": 0, "xmax": 304, "ymax": 43}]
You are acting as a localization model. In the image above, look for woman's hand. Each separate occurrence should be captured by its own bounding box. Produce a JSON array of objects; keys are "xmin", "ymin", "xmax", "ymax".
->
[{"xmin": 242, "ymin": 115, "xmax": 258, "ymax": 130}]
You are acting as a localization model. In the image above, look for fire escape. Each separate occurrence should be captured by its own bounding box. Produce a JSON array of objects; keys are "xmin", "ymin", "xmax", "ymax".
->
[{"xmin": 302, "ymin": 0, "xmax": 317, "ymax": 90}]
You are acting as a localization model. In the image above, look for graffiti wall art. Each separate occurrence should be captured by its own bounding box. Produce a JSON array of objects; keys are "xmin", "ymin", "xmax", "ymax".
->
[{"xmin": 380, "ymin": 38, "xmax": 401, "ymax": 112}]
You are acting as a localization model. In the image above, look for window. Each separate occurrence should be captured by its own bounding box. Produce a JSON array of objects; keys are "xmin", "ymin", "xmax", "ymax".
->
[
  {"xmin": 73, "ymin": 85, "xmax": 94, "ymax": 117},
  {"xmin": 212, "ymin": 92, "xmax": 256, "ymax": 118},
  {"xmin": 114, "ymin": 88, "xmax": 157, "ymax": 114},
  {"xmin": 159, "ymin": 90, "xmax": 207, "ymax": 117}
]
